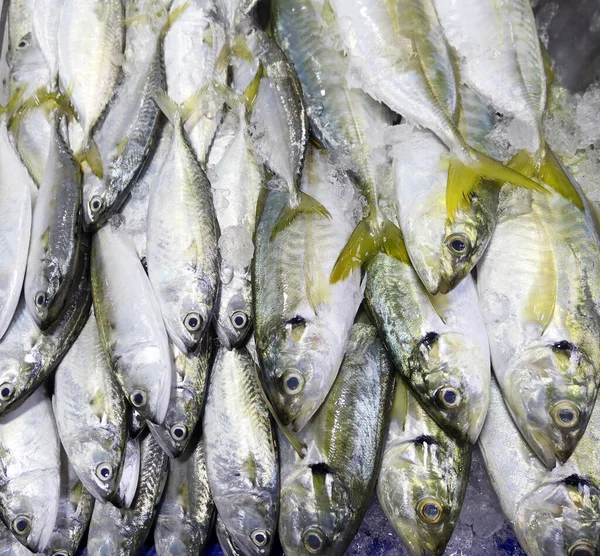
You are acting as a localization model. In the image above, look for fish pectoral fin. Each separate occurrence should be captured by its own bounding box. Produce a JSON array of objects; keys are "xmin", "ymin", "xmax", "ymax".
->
[
  {"xmin": 447, "ymin": 147, "xmax": 547, "ymax": 219},
  {"xmin": 75, "ymin": 139, "xmax": 103, "ymax": 180},
  {"xmin": 381, "ymin": 219, "xmax": 410, "ymax": 266},
  {"xmin": 270, "ymin": 191, "xmax": 331, "ymax": 240}
]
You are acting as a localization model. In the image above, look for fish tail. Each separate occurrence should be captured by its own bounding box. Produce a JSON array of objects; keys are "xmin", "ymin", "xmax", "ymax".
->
[
  {"xmin": 329, "ymin": 215, "xmax": 409, "ymax": 284},
  {"xmin": 446, "ymin": 146, "xmax": 547, "ymax": 219},
  {"xmin": 75, "ymin": 138, "xmax": 103, "ymax": 179},
  {"xmin": 508, "ymin": 145, "xmax": 584, "ymax": 210},
  {"xmin": 9, "ymin": 86, "xmax": 76, "ymax": 133},
  {"xmin": 160, "ymin": 0, "xmax": 190, "ymax": 37},
  {"xmin": 270, "ymin": 191, "xmax": 331, "ymax": 240},
  {"xmin": 154, "ymin": 88, "xmax": 207, "ymax": 128}
]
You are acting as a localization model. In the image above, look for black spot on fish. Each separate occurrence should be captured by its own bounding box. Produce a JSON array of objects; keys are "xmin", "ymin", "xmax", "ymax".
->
[
  {"xmin": 310, "ymin": 462, "xmax": 334, "ymax": 476},
  {"xmin": 419, "ymin": 332, "xmax": 439, "ymax": 349},
  {"xmin": 553, "ymin": 340, "xmax": 576, "ymax": 353},
  {"xmin": 287, "ymin": 315, "xmax": 305, "ymax": 327},
  {"xmin": 414, "ymin": 435, "xmax": 438, "ymax": 446}
]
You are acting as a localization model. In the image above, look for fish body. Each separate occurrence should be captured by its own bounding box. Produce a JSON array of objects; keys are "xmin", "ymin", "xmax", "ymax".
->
[
  {"xmin": 25, "ymin": 114, "xmax": 82, "ymax": 329},
  {"xmin": 87, "ymin": 433, "xmax": 169, "ymax": 555},
  {"xmin": 377, "ymin": 378, "xmax": 471, "ymax": 556},
  {"xmin": 92, "ymin": 227, "xmax": 172, "ymax": 425},
  {"xmin": 477, "ymin": 188, "xmax": 600, "ymax": 467},
  {"xmin": 0, "ymin": 113, "xmax": 33, "ymax": 340},
  {"xmin": 253, "ymin": 146, "xmax": 363, "ymax": 430},
  {"xmin": 208, "ymin": 109, "xmax": 263, "ymax": 349},
  {"xmin": 203, "ymin": 346, "xmax": 279, "ymax": 556},
  {"xmin": 0, "ymin": 388, "xmax": 60, "ymax": 552},
  {"xmin": 365, "ymin": 253, "xmax": 490, "ymax": 443},
  {"xmin": 147, "ymin": 102, "xmax": 220, "ymax": 354},
  {"xmin": 32, "ymin": 0, "xmax": 63, "ymax": 87},
  {"xmin": 279, "ymin": 323, "xmax": 394, "ymax": 555},
  {"xmin": 53, "ymin": 311, "xmax": 127, "ymax": 504}
]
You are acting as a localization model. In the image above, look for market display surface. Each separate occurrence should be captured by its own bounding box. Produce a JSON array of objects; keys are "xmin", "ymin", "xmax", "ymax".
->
[{"xmin": 0, "ymin": 0, "xmax": 599, "ymax": 555}]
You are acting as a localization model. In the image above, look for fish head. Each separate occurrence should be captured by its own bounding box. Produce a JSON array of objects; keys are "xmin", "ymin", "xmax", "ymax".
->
[
  {"xmin": 377, "ymin": 437, "xmax": 467, "ymax": 556},
  {"xmin": 260, "ymin": 316, "xmax": 343, "ymax": 431},
  {"xmin": 0, "ymin": 353, "xmax": 31, "ymax": 415},
  {"xmin": 438, "ymin": 191, "xmax": 497, "ymax": 294},
  {"xmin": 517, "ymin": 476, "xmax": 600, "ymax": 556},
  {"xmin": 154, "ymin": 515, "xmax": 197, "ymax": 556},
  {"xmin": 503, "ymin": 342, "xmax": 597, "ymax": 469},
  {"xmin": 410, "ymin": 331, "xmax": 490, "ymax": 443},
  {"xmin": 25, "ymin": 260, "xmax": 66, "ymax": 329},
  {"xmin": 215, "ymin": 271, "xmax": 253, "ymax": 350},
  {"xmin": 8, "ymin": 33, "xmax": 50, "ymax": 96},
  {"xmin": 279, "ymin": 464, "xmax": 352, "ymax": 555},
  {"xmin": 216, "ymin": 514, "xmax": 245, "ymax": 556},
  {"xmin": 219, "ymin": 492, "xmax": 277, "ymax": 556},
  {"xmin": 147, "ymin": 403, "xmax": 194, "ymax": 459},
  {"xmin": 0, "ymin": 471, "xmax": 60, "ymax": 552},
  {"xmin": 82, "ymin": 171, "xmax": 109, "ymax": 231}
]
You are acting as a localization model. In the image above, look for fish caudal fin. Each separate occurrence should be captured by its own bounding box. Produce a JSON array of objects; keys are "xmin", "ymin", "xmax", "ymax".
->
[
  {"xmin": 447, "ymin": 146, "xmax": 547, "ymax": 218},
  {"xmin": 330, "ymin": 217, "xmax": 410, "ymax": 284},
  {"xmin": 75, "ymin": 138, "xmax": 103, "ymax": 179},
  {"xmin": 509, "ymin": 145, "xmax": 584, "ymax": 210},
  {"xmin": 270, "ymin": 191, "xmax": 331, "ymax": 240}
]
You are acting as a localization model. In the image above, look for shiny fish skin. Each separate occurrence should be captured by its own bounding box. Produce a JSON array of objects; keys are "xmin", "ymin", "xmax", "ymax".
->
[
  {"xmin": 32, "ymin": 0, "xmax": 63, "ymax": 88},
  {"xmin": 147, "ymin": 107, "xmax": 219, "ymax": 355},
  {"xmin": 87, "ymin": 433, "xmax": 169, "ymax": 555},
  {"xmin": 216, "ymin": 514, "xmax": 244, "ymax": 556},
  {"xmin": 25, "ymin": 114, "xmax": 82, "ymax": 330},
  {"xmin": 477, "ymin": 188, "xmax": 600, "ymax": 468},
  {"xmin": 377, "ymin": 378, "xmax": 470, "ymax": 556},
  {"xmin": 147, "ymin": 338, "xmax": 211, "ymax": 458},
  {"xmin": 43, "ymin": 452, "xmax": 94, "ymax": 556},
  {"xmin": 253, "ymin": 147, "xmax": 363, "ymax": 431},
  {"xmin": 365, "ymin": 253, "xmax": 490, "ymax": 443},
  {"xmin": 154, "ymin": 435, "xmax": 215, "ymax": 556},
  {"xmin": 208, "ymin": 109, "xmax": 263, "ymax": 350},
  {"xmin": 203, "ymin": 346, "xmax": 278, "ymax": 556},
  {"xmin": 53, "ymin": 311, "xmax": 127, "ymax": 505},
  {"xmin": 0, "ymin": 239, "xmax": 92, "ymax": 416},
  {"xmin": 92, "ymin": 227, "xmax": 172, "ymax": 425},
  {"xmin": 279, "ymin": 323, "xmax": 394, "ymax": 556},
  {"xmin": 0, "ymin": 388, "xmax": 60, "ymax": 553},
  {"xmin": 58, "ymin": 0, "xmax": 124, "ymax": 146},
  {"xmin": 113, "ymin": 436, "xmax": 142, "ymax": 511},
  {"xmin": 0, "ymin": 112, "xmax": 33, "ymax": 340}
]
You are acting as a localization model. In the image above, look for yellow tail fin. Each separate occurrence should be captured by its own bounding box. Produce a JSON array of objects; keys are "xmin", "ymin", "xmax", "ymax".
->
[
  {"xmin": 270, "ymin": 191, "xmax": 331, "ymax": 240},
  {"xmin": 330, "ymin": 217, "xmax": 410, "ymax": 284},
  {"xmin": 447, "ymin": 146, "xmax": 547, "ymax": 218},
  {"xmin": 75, "ymin": 138, "xmax": 104, "ymax": 179}
]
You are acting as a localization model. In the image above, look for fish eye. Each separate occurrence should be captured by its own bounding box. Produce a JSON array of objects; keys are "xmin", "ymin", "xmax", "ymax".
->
[
  {"xmin": 169, "ymin": 423, "xmax": 188, "ymax": 441},
  {"xmin": 250, "ymin": 529, "xmax": 269, "ymax": 547},
  {"xmin": 416, "ymin": 497, "xmax": 444, "ymax": 524},
  {"xmin": 12, "ymin": 514, "xmax": 31, "ymax": 535},
  {"xmin": 95, "ymin": 462, "xmax": 113, "ymax": 481},
  {"xmin": 445, "ymin": 233, "xmax": 471, "ymax": 257},
  {"xmin": 0, "ymin": 383, "xmax": 14, "ymax": 401},
  {"xmin": 302, "ymin": 527, "xmax": 326, "ymax": 554},
  {"xmin": 129, "ymin": 389, "xmax": 147, "ymax": 408},
  {"xmin": 16, "ymin": 36, "xmax": 30, "ymax": 50},
  {"xmin": 34, "ymin": 291, "xmax": 47, "ymax": 308},
  {"xmin": 568, "ymin": 540, "xmax": 597, "ymax": 556},
  {"xmin": 184, "ymin": 312, "xmax": 202, "ymax": 333},
  {"xmin": 551, "ymin": 401, "xmax": 580, "ymax": 428},
  {"xmin": 437, "ymin": 386, "xmax": 461, "ymax": 409},
  {"xmin": 281, "ymin": 369, "xmax": 305, "ymax": 396},
  {"xmin": 89, "ymin": 195, "xmax": 104, "ymax": 214},
  {"xmin": 230, "ymin": 310, "xmax": 249, "ymax": 330}
]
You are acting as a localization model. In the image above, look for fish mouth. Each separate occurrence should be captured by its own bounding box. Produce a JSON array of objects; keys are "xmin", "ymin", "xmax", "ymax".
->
[{"xmin": 147, "ymin": 421, "xmax": 180, "ymax": 458}]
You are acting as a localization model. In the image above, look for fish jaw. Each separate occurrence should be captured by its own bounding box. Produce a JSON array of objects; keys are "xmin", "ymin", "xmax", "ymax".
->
[{"xmin": 215, "ymin": 273, "xmax": 253, "ymax": 351}]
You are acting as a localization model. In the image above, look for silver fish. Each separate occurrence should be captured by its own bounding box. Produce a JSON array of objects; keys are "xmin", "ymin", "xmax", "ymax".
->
[
  {"xmin": 113, "ymin": 436, "xmax": 142, "ymax": 511},
  {"xmin": 32, "ymin": 0, "xmax": 63, "ymax": 88}
]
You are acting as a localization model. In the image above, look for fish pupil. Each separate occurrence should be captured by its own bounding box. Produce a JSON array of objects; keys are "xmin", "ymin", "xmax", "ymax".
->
[
  {"xmin": 174, "ymin": 428, "xmax": 184, "ymax": 438},
  {"xmin": 1, "ymin": 387, "xmax": 10, "ymax": 398},
  {"xmin": 36, "ymin": 293, "xmax": 46, "ymax": 307},
  {"xmin": 286, "ymin": 376, "xmax": 300, "ymax": 391},
  {"xmin": 451, "ymin": 239, "xmax": 465, "ymax": 252},
  {"xmin": 255, "ymin": 533, "xmax": 265, "ymax": 543},
  {"xmin": 423, "ymin": 504, "xmax": 440, "ymax": 519},
  {"xmin": 444, "ymin": 390, "xmax": 457, "ymax": 405},
  {"xmin": 188, "ymin": 317, "xmax": 198, "ymax": 328},
  {"xmin": 100, "ymin": 467, "xmax": 109, "ymax": 478},
  {"xmin": 16, "ymin": 520, "xmax": 27, "ymax": 533},
  {"xmin": 306, "ymin": 534, "xmax": 321, "ymax": 550},
  {"xmin": 558, "ymin": 408, "xmax": 575, "ymax": 423},
  {"xmin": 235, "ymin": 315, "xmax": 245, "ymax": 326}
]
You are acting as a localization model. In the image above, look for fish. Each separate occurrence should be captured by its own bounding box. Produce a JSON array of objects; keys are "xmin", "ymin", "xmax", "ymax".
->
[
  {"xmin": 0, "ymin": 518, "xmax": 40, "ymax": 556},
  {"xmin": 203, "ymin": 346, "xmax": 279, "ymax": 556},
  {"xmin": 53, "ymin": 311, "xmax": 127, "ymax": 504},
  {"xmin": 58, "ymin": 0, "xmax": 124, "ymax": 149},
  {"xmin": 433, "ymin": 0, "xmax": 583, "ymax": 209},
  {"xmin": 0, "ymin": 95, "xmax": 34, "ymax": 340},
  {"xmin": 479, "ymin": 378, "xmax": 600, "ymax": 556},
  {"xmin": 236, "ymin": 18, "xmax": 330, "ymax": 237},
  {"xmin": 217, "ymin": 0, "xmax": 258, "ymax": 38},
  {"xmin": 24, "ymin": 111, "xmax": 82, "ymax": 329},
  {"xmin": 112, "ymin": 436, "xmax": 142, "ymax": 511},
  {"xmin": 81, "ymin": 4, "xmax": 166, "ymax": 231},
  {"xmin": 44, "ymin": 450, "xmax": 95, "ymax": 556},
  {"xmin": 0, "ymin": 388, "xmax": 60, "ymax": 552},
  {"xmin": 154, "ymin": 434, "xmax": 215, "ymax": 555},
  {"xmin": 32, "ymin": 0, "xmax": 63, "ymax": 88},
  {"xmin": 325, "ymin": 0, "xmax": 544, "ymax": 254},
  {"xmin": 216, "ymin": 514, "xmax": 244, "ymax": 556},
  {"xmin": 272, "ymin": 0, "xmax": 407, "ymax": 282},
  {"xmin": 377, "ymin": 377, "xmax": 471, "ymax": 556},
  {"xmin": 207, "ymin": 108, "xmax": 263, "ymax": 349},
  {"xmin": 92, "ymin": 226, "xmax": 172, "ymax": 425},
  {"xmin": 147, "ymin": 93, "xmax": 220, "ymax": 354},
  {"xmin": 147, "ymin": 338, "xmax": 212, "ymax": 458},
  {"xmin": 278, "ymin": 323, "xmax": 394, "ymax": 555},
  {"xmin": 365, "ymin": 253, "xmax": 490, "ymax": 443},
  {"xmin": 0, "ymin": 238, "xmax": 92, "ymax": 416},
  {"xmin": 253, "ymin": 145, "xmax": 363, "ymax": 431},
  {"xmin": 87, "ymin": 433, "xmax": 169, "ymax": 555},
  {"xmin": 477, "ymin": 185, "xmax": 600, "ymax": 468},
  {"xmin": 163, "ymin": 0, "xmax": 227, "ymax": 164}
]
